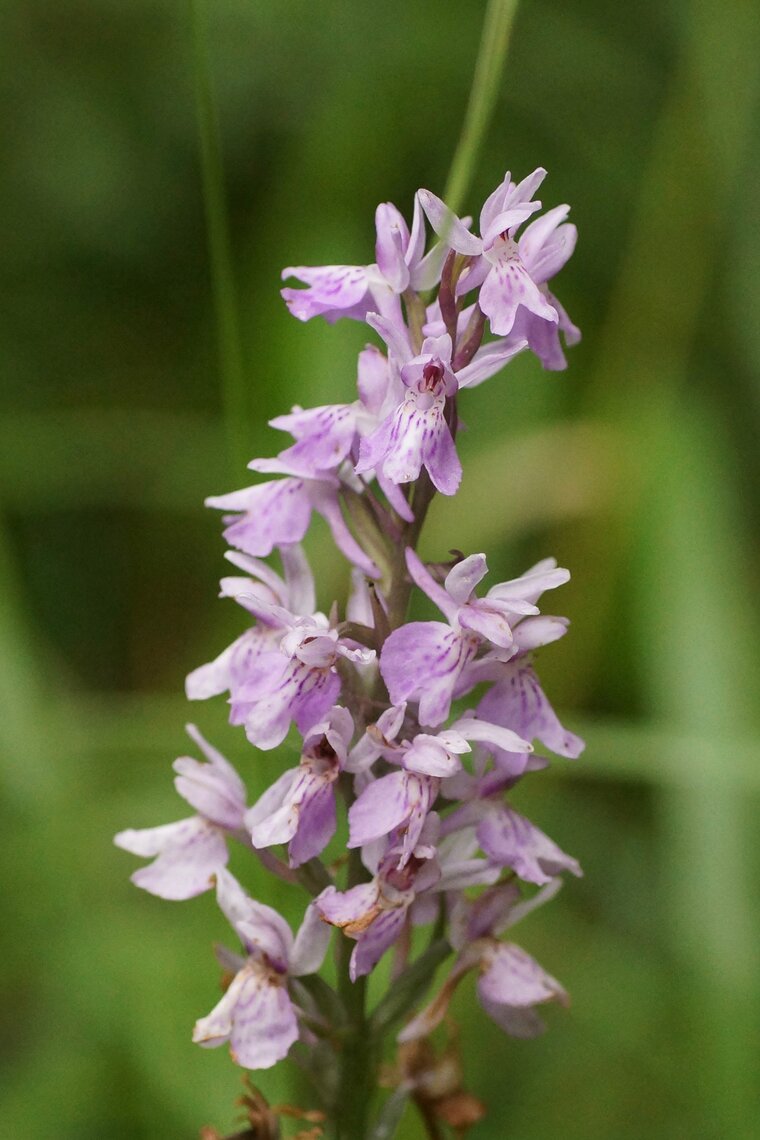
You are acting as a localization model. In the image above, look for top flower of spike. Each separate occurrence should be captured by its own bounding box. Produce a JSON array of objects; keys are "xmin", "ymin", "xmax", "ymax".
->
[{"xmin": 418, "ymin": 168, "xmax": 579, "ymax": 366}]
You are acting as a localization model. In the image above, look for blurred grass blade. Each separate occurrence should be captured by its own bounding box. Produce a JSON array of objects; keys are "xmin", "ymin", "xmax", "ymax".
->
[
  {"xmin": 0, "ymin": 514, "xmax": 60, "ymax": 805},
  {"xmin": 633, "ymin": 399, "xmax": 760, "ymax": 1131},
  {"xmin": 368, "ymin": 1087, "xmax": 411, "ymax": 1140},
  {"xmin": 444, "ymin": 0, "xmax": 520, "ymax": 213},
  {"xmin": 190, "ymin": 0, "xmax": 249, "ymax": 477}
]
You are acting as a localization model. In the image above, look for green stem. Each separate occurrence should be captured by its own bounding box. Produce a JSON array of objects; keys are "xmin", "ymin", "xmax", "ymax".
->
[
  {"xmin": 333, "ymin": 848, "xmax": 373, "ymax": 1139},
  {"xmin": 190, "ymin": 0, "xmax": 249, "ymax": 477},
  {"xmin": 443, "ymin": 0, "xmax": 520, "ymax": 215}
]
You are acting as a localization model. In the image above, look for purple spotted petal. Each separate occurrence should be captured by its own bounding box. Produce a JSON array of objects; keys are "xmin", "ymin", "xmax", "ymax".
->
[
  {"xmin": 215, "ymin": 868, "xmax": 294, "ymax": 965},
  {"xmin": 351, "ymin": 906, "xmax": 409, "ymax": 980},
  {"xmin": 115, "ymin": 817, "xmax": 228, "ymax": 900},
  {"xmin": 380, "ymin": 622, "xmax": 477, "ymax": 727},
  {"xmin": 186, "ymin": 628, "xmax": 274, "ymax": 702},
  {"xmin": 357, "ymin": 396, "xmax": 461, "ymax": 495},
  {"xmin": 477, "ymin": 806, "xmax": 582, "ymax": 884},
  {"xmin": 207, "ymin": 479, "xmax": 314, "ymax": 558},
  {"xmin": 172, "ymin": 726, "xmax": 246, "ymax": 830},
  {"xmin": 194, "ymin": 962, "xmax": 298, "ymax": 1070},
  {"xmin": 476, "ymin": 662, "xmax": 584, "ymax": 760},
  {"xmin": 270, "ymin": 403, "xmax": 358, "ymax": 472},
  {"xmin": 349, "ymin": 771, "xmax": 435, "ymax": 864},
  {"xmin": 288, "ymin": 778, "xmax": 337, "ymax": 867},
  {"xmin": 239, "ymin": 659, "xmax": 341, "ymax": 751},
  {"xmin": 477, "ymin": 942, "xmax": 568, "ymax": 1038},
  {"xmin": 480, "ymin": 240, "xmax": 558, "ymax": 337},
  {"xmin": 348, "ymin": 771, "xmax": 412, "ymax": 847},
  {"xmin": 281, "ymin": 264, "xmax": 370, "ymax": 323}
]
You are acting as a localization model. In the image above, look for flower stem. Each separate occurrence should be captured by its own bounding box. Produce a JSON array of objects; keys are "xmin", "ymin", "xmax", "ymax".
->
[
  {"xmin": 333, "ymin": 847, "xmax": 373, "ymax": 1139},
  {"xmin": 444, "ymin": 0, "xmax": 520, "ymax": 216},
  {"xmin": 189, "ymin": 0, "xmax": 249, "ymax": 477}
]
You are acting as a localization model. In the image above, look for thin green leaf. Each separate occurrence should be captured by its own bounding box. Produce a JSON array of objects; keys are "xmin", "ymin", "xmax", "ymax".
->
[{"xmin": 370, "ymin": 940, "xmax": 451, "ymax": 1038}]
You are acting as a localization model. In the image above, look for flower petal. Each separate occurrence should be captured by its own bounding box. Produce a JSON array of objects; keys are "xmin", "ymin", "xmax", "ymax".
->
[
  {"xmin": 215, "ymin": 868, "xmax": 294, "ymax": 965},
  {"xmin": 173, "ymin": 727, "xmax": 246, "ymax": 830},
  {"xmin": 317, "ymin": 882, "xmax": 379, "ymax": 928},
  {"xmin": 366, "ymin": 312, "xmax": 414, "ymax": 365},
  {"xmin": 208, "ymin": 479, "xmax": 314, "ymax": 558},
  {"xmin": 288, "ymin": 778, "xmax": 337, "ymax": 867},
  {"xmin": 444, "ymin": 554, "xmax": 488, "ymax": 605},
  {"xmin": 406, "ymin": 548, "xmax": 458, "ymax": 621},
  {"xmin": 290, "ymin": 902, "xmax": 332, "ymax": 976},
  {"xmin": 477, "ymin": 942, "xmax": 568, "ymax": 1038},
  {"xmin": 281, "ymin": 264, "xmax": 370, "ymax": 323},
  {"xmin": 477, "ymin": 806, "xmax": 582, "ymax": 884},
  {"xmin": 351, "ymin": 907, "xmax": 408, "ymax": 980},
  {"xmin": 381, "ymin": 622, "xmax": 477, "ymax": 728},
  {"xmin": 245, "ymin": 768, "xmax": 301, "ymax": 848},
  {"xmin": 417, "ymin": 189, "xmax": 482, "ymax": 256},
  {"xmin": 476, "ymin": 663, "xmax": 584, "ymax": 759},
  {"xmin": 375, "ymin": 202, "xmax": 411, "ymax": 293},
  {"xmin": 455, "ymin": 336, "xmax": 527, "ymax": 389},
  {"xmin": 185, "ymin": 629, "xmax": 272, "ymax": 701},
  {"xmin": 348, "ymin": 771, "xmax": 413, "ymax": 848},
  {"xmin": 480, "ymin": 246, "xmax": 558, "ymax": 337},
  {"xmin": 117, "ymin": 817, "xmax": 227, "ymax": 900},
  {"xmin": 229, "ymin": 968, "xmax": 299, "ymax": 1069}
]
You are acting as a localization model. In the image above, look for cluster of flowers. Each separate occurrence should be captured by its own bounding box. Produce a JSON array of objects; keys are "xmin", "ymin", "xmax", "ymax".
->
[{"xmin": 116, "ymin": 167, "xmax": 582, "ymax": 1081}]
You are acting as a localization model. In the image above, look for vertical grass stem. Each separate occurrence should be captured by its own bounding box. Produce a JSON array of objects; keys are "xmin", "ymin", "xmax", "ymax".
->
[
  {"xmin": 190, "ymin": 0, "xmax": 249, "ymax": 476},
  {"xmin": 443, "ymin": 0, "xmax": 520, "ymax": 215}
]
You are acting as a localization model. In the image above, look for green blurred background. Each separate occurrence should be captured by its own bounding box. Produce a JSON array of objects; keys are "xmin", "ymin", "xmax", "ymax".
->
[{"xmin": 2, "ymin": 0, "xmax": 759, "ymax": 1136}]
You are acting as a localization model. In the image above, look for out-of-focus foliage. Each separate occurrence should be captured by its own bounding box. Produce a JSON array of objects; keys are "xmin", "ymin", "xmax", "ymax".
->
[{"xmin": 1, "ymin": 1, "xmax": 759, "ymax": 1137}]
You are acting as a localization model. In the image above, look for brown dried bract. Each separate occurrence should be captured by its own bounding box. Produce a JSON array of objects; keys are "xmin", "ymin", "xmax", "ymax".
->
[
  {"xmin": 200, "ymin": 1079, "xmax": 326, "ymax": 1140},
  {"xmin": 390, "ymin": 1027, "xmax": 486, "ymax": 1138}
]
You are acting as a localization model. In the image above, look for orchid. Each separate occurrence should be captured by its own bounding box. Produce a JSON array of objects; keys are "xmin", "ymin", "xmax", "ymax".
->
[
  {"xmin": 193, "ymin": 869, "xmax": 330, "ymax": 1069},
  {"xmin": 317, "ymin": 828, "xmax": 441, "ymax": 980},
  {"xmin": 380, "ymin": 549, "xmax": 570, "ymax": 726},
  {"xmin": 114, "ymin": 725, "xmax": 246, "ymax": 900},
  {"xmin": 355, "ymin": 315, "xmax": 525, "ymax": 495},
  {"xmin": 117, "ymin": 150, "xmax": 585, "ymax": 1139},
  {"xmin": 245, "ymin": 706, "xmax": 353, "ymax": 866},
  {"xmin": 418, "ymin": 167, "xmax": 578, "ymax": 346}
]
